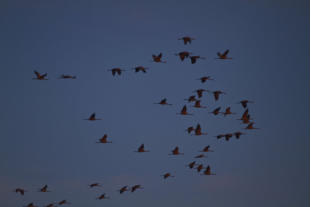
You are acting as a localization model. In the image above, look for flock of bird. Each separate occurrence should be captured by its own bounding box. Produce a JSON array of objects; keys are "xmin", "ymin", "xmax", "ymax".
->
[{"xmin": 15, "ymin": 36, "xmax": 259, "ymax": 207}]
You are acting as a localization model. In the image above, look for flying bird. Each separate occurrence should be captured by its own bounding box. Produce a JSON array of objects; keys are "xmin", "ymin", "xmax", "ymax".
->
[
  {"xmin": 234, "ymin": 131, "xmax": 245, "ymax": 139},
  {"xmin": 89, "ymin": 183, "xmax": 101, "ymax": 188},
  {"xmin": 133, "ymin": 66, "xmax": 148, "ymax": 73},
  {"xmin": 186, "ymin": 161, "xmax": 196, "ymax": 169},
  {"xmin": 222, "ymin": 107, "xmax": 236, "ymax": 116},
  {"xmin": 216, "ymin": 49, "xmax": 232, "ymax": 59},
  {"xmin": 96, "ymin": 134, "xmax": 112, "ymax": 144},
  {"xmin": 245, "ymin": 122, "xmax": 259, "ymax": 130},
  {"xmin": 215, "ymin": 134, "xmax": 225, "ymax": 139},
  {"xmin": 154, "ymin": 98, "xmax": 172, "ymax": 106},
  {"xmin": 208, "ymin": 90, "xmax": 225, "ymax": 101},
  {"xmin": 184, "ymin": 95, "xmax": 197, "ymax": 102},
  {"xmin": 108, "ymin": 68, "xmax": 125, "ymax": 76},
  {"xmin": 175, "ymin": 51, "xmax": 191, "ymax": 61},
  {"xmin": 14, "ymin": 188, "xmax": 26, "ymax": 195},
  {"xmin": 58, "ymin": 200, "xmax": 70, "ymax": 205},
  {"xmin": 193, "ymin": 89, "xmax": 207, "ymax": 98},
  {"xmin": 178, "ymin": 36, "xmax": 195, "ymax": 45},
  {"xmin": 186, "ymin": 126, "xmax": 194, "ymax": 134},
  {"xmin": 196, "ymin": 164, "xmax": 204, "ymax": 172},
  {"xmin": 59, "ymin": 74, "xmax": 76, "ymax": 79},
  {"xmin": 163, "ymin": 173, "xmax": 174, "ymax": 179},
  {"xmin": 193, "ymin": 100, "xmax": 206, "ymax": 108},
  {"xmin": 177, "ymin": 105, "xmax": 193, "ymax": 115},
  {"xmin": 97, "ymin": 193, "xmax": 109, "ymax": 200},
  {"xmin": 238, "ymin": 100, "xmax": 254, "ymax": 108},
  {"xmin": 39, "ymin": 185, "xmax": 49, "ymax": 192},
  {"xmin": 45, "ymin": 203, "xmax": 56, "ymax": 207},
  {"xmin": 135, "ymin": 144, "xmax": 150, "ymax": 152},
  {"xmin": 202, "ymin": 165, "xmax": 216, "ymax": 175},
  {"xmin": 25, "ymin": 203, "xmax": 38, "ymax": 207},
  {"xmin": 169, "ymin": 146, "xmax": 184, "ymax": 155},
  {"xmin": 210, "ymin": 107, "xmax": 221, "ymax": 115},
  {"xmin": 194, "ymin": 154, "xmax": 206, "ymax": 159},
  {"xmin": 119, "ymin": 186, "xmax": 128, "ymax": 194},
  {"xmin": 197, "ymin": 76, "xmax": 214, "ymax": 83},
  {"xmin": 194, "ymin": 124, "xmax": 207, "ymax": 136},
  {"xmin": 152, "ymin": 53, "xmax": 166, "ymax": 63},
  {"xmin": 84, "ymin": 113, "xmax": 102, "ymax": 121},
  {"xmin": 131, "ymin": 185, "xmax": 143, "ymax": 192},
  {"xmin": 190, "ymin": 55, "xmax": 205, "ymax": 64},
  {"xmin": 224, "ymin": 133, "xmax": 233, "ymax": 141},
  {"xmin": 33, "ymin": 70, "xmax": 48, "ymax": 80},
  {"xmin": 199, "ymin": 145, "xmax": 214, "ymax": 152}
]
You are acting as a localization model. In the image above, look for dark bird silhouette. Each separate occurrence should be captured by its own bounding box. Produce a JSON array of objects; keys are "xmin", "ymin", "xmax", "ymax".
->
[
  {"xmin": 194, "ymin": 154, "xmax": 206, "ymax": 159},
  {"xmin": 178, "ymin": 36, "xmax": 195, "ymax": 45},
  {"xmin": 97, "ymin": 193, "xmax": 110, "ymax": 200},
  {"xmin": 39, "ymin": 185, "xmax": 49, "ymax": 192},
  {"xmin": 245, "ymin": 122, "xmax": 259, "ymax": 130},
  {"xmin": 14, "ymin": 188, "xmax": 26, "ymax": 195},
  {"xmin": 237, "ymin": 109, "xmax": 252, "ymax": 124},
  {"xmin": 135, "ymin": 144, "xmax": 150, "ymax": 152},
  {"xmin": 169, "ymin": 146, "xmax": 184, "ymax": 155},
  {"xmin": 89, "ymin": 183, "xmax": 101, "ymax": 188},
  {"xmin": 163, "ymin": 173, "xmax": 174, "ymax": 179},
  {"xmin": 224, "ymin": 133, "xmax": 233, "ymax": 141},
  {"xmin": 184, "ymin": 95, "xmax": 197, "ymax": 102},
  {"xmin": 152, "ymin": 53, "xmax": 166, "ymax": 63},
  {"xmin": 190, "ymin": 55, "xmax": 205, "ymax": 64},
  {"xmin": 84, "ymin": 113, "xmax": 102, "ymax": 121},
  {"xmin": 186, "ymin": 126, "xmax": 194, "ymax": 134},
  {"xmin": 186, "ymin": 161, "xmax": 196, "ymax": 169},
  {"xmin": 202, "ymin": 165, "xmax": 216, "ymax": 175},
  {"xmin": 238, "ymin": 100, "xmax": 254, "ymax": 108},
  {"xmin": 33, "ymin": 70, "xmax": 48, "ymax": 80},
  {"xmin": 210, "ymin": 107, "xmax": 221, "ymax": 115},
  {"xmin": 199, "ymin": 145, "xmax": 214, "ymax": 152},
  {"xmin": 96, "ymin": 134, "xmax": 112, "ymax": 144},
  {"xmin": 193, "ymin": 100, "xmax": 206, "ymax": 108},
  {"xmin": 58, "ymin": 200, "xmax": 70, "ymax": 205},
  {"xmin": 154, "ymin": 98, "xmax": 172, "ymax": 106},
  {"xmin": 196, "ymin": 164, "xmax": 204, "ymax": 172},
  {"xmin": 208, "ymin": 90, "xmax": 225, "ymax": 101},
  {"xmin": 234, "ymin": 131, "xmax": 245, "ymax": 139},
  {"xmin": 25, "ymin": 203, "xmax": 38, "ymax": 207},
  {"xmin": 222, "ymin": 107, "xmax": 236, "ymax": 116},
  {"xmin": 177, "ymin": 105, "xmax": 193, "ymax": 115},
  {"xmin": 108, "ymin": 68, "xmax": 125, "ymax": 76},
  {"xmin": 194, "ymin": 124, "xmax": 207, "ymax": 136},
  {"xmin": 193, "ymin": 89, "xmax": 207, "ymax": 98},
  {"xmin": 175, "ymin": 51, "xmax": 191, "ymax": 61},
  {"xmin": 131, "ymin": 185, "xmax": 143, "ymax": 192},
  {"xmin": 45, "ymin": 203, "xmax": 56, "ymax": 207},
  {"xmin": 216, "ymin": 49, "xmax": 232, "ymax": 60},
  {"xmin": 133, "ymin": 66, "xmax": 148, "ymax": 73},
  {"xmin": 59, "ymin": 74, "xmax": 76, "ymax": 79},
  {"xmin": 119, "ymin": 186, "xmax": 128, "ymax": 194},
  {"xmin": 197, "ymin": 76, "xmax": 214, "ymax": 83},
  {"xmin": 215, "ymin": 134, "xmax": 225, "ymax": 139}
]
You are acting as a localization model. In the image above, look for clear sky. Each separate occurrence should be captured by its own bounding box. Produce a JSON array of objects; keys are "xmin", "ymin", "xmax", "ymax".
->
[{"xmin": 0, "ymin": 0, "xmax": 309, "ymax": 207}]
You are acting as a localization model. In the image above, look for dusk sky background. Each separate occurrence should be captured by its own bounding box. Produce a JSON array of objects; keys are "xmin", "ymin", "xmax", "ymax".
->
[{"xmin": 0, "ymin": 0, "xmax": 309, "ymax": 207}]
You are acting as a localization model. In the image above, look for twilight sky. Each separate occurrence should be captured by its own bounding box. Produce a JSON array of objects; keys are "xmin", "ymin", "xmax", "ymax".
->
[{"xmin": 0, "ymin": 0, "xmax": 309, "ymax": 207}]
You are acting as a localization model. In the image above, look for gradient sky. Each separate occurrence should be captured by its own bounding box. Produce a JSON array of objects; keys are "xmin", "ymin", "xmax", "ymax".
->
[{"xmin": 0, "ymin": 0, "xmax": 309, "ymax": 207}]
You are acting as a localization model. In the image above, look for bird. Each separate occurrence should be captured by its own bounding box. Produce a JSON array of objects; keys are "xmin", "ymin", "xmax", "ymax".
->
[
  {"xmin": 84, "ymin": 113, "xmax": 102, "ymax": 121},
  {"xmin": 39, "ymin": 185, "xmax": 49, "ymax": 192},
  {"xmin": 45, "ymin": 203, "xmax": 56, "ymax": 207},
  {"xmin": 222, "ymin": 107, "xmax": 236, "ymax": 116},
  {"xmin": 135, "ymin": 144, "xmax": 150, "ymax": 152},
  {"xmin": 193, "ymin": 89, "xmax": 207, "ymax": 98},
  {"xmin": 169, "ymin": 146, "xmax": 184, "ymax": 155},
  {"xmin": 163, "ymin": 173, "xmax": 174, "ymax": 179},
  {"xmin": 238, "ymin": 100, "xmax": 254, "ymax": 108},
  {"xmin": 234, "ymin": 131, "xmax": 245, "ymax": 139},
  {"xmin": 14, "ymin": 188, "xmax": 26, "ymax": 195},
  {"xmin": 152, "ymin": 53, "xmax": 166, "ymax": 63},
  {"xmin": 210, "ymin": 107, "xmax": 221, "ymax": 115},
  {"xmin": 194, "ymin": 124, "xmax": 207, "ymax": 136},
  {"xmin": 224, "ymin": 133, "xmax": 233, "ymax": 141},
  {"xmin": 237, "ymin": 109, "xmax": 252, "ymax": 124},
  {"xmin": 131, "ymin": 185, "xmax": 143, "ymax": 192},
  {"xmin": 216, "ymin": 49, "xmax": 232, "ymax": 59},
  {"xmin": 89, "ymin": 183, "xmax": 101, "ymax": 188},
  {"xmin": 33, "ymin": 70, "xmax": 48, "ymax": 80},
  {"xmin": 196, "ymin": 164, "xmax": 204, "ymax": 172},
  {"xmin": 178, "ymin": 36, "xmax": 195, "ymax": 45},
  {"xmin": 190, "ymin": 55, "xmax": 205, "ymax": 64},
  {"xmin": 97, "ymin": 193, "xmax": 109, "ymax": 200},
  {"xmin": 133, "ymin": 66, "xmax": 148, "ymax": 73},
  {"xmin": 202, "ymin": 165, "xmax": 216, "ymax": 175},
  {"xmin": 184, "ymin": 95, "xmax": 197, "ymax": 102},
  {"xmin": 96, "ymin": 134, "xmax": 112, "ymax": 144},
  {"xmin": 119, "ymin": 186, "xmax": 128, "ymax": 194},
  {"xmin": 194, "ymin": 154, "xmax": 206, "ymax": 159},
  {"xmin": 59, "ymin": 74, "xmax": 76, "ymax": 79},
  {"xmin": 175, "ymin": 51, "xmax": 191, "ymax": 61},
  {"xmin": 192, "ymin": 100, "xmax": 206, "ymax": 108},
  {"xmin": 245, "ymin": 122, "xmax": 259, "ymax": 130},
  {"xmin": 58, "ymin": 200, "xmax": 70, "ymax": 205},
  {"xmin": 108, "ymin": 68, "xmax": 125, "ymax": 76},
  {"xmin": 154, "ymin": 98, "xmax": 172, "ymax": 106},
  {"xmin": 186, "ymin": 126, "xmax": 194, "ymax": 134},
  {"xmin": 25, "ymin": 203, "xmax": 38, "ymax": 207},
  {"xmin": 177, "ymin": 105, "xmax": 193, "ymax": 115},
  {"xmin": 215, "ymin": 134, "xmax": 225, "ymax": 139},
  {"xmin": 199, "ymin": 145, "xmax": 214, "ymax": 152},
  {"xmin": 209, "ymin": 90, "xmax": 225, "ymax": 101},
  {"xmin": 186, "ymin": 161, "xmax": 196, "ymax": 169},
  {"xmin": 197, "ymin": 76, "xmax": 214, "ymax": 83}
]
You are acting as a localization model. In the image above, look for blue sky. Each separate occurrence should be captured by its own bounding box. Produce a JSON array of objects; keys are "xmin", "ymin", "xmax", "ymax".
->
[{"xmin": 0, "ymin": 0, "xmax": 309, "ymax": 207}]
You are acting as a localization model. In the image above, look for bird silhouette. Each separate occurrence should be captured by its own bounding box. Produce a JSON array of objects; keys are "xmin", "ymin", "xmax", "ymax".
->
[
  {"xmin": 192, "ymin": 100, "xmax": 207, "ymax": 108},
  {"xmin": 97, "ymin": 193, "xmax": 110, "ymax": 200},
  {"xmin": 197, "ymin": 76, "xmax": 214, "ymax": 83},
  {"xmin": 177, "ymin": 105, "xmax": 193, "ymax": 115},
  {"xmin": 222, "ymin": 107, "xmax": 236, "ymax": 116},
  {"xmin": 234, "ymin": 131, "xmax": 245, "ymax": 139},
  {"xmin": 84, "ymin": 113, "xmax": 102, "ymax": 121},
  {"xmin": 186, "ymin": 161, "xmax": 196, "ymax": 169},
  {"xmin": 25, "ymin": 203, "xmax": 38, "ymax": 207},
  {"xmin": 224, "ymin": 133, "xmax": 233, "ymax": 141},
  {"xmin": 152, "ymin": 53, "xmax": 166, "ymax": 63},
  {"xmin": 96, "ymin": 134, "xmax": 112, "ymax": 144},
  {"xmin": 154, "ymin": 98, "xmax": 172, "ymax": 105},
  {"xmin": 178, "ymin": 36, "xmax": 195, "ymax": 45},
  {"xmin": 216, "ymin": 49, "xmax": 232, "ymax": 59},
  {"xmin": 39, "ymin": 185, "xmax": 50, "ymax": 192},
  {"xmin": 163, "ymin": 173, "xmax": 174, "ymax": 179},
  {"xmin": 89, "ymin": 183, "xmax": 101, "ymax": 188},
  {"xmin": 14, "ymin": 188, "xmax": 26, "ymax": 195},
  {"xmin": 184, "ymin": 95, "xmax": 197, "ymax": 102},
  {"xmin": 33, "ymin": 70, "xmax": 48, "ymax": 80},
  {"xmin": 131, "ymin": 185, "xmax": 143, "ymax": 192},
  {"xmin": 169, "ymin": 146, "xmax": 184, "ymax": 155},
  {"xmin": 245, "ymin": 122, "xmax": 259, "ymax": 130},
  {"xmin": 133, "ymin": 66, "xmax": 148, "ymax": 73},
  {"xmin": 108, "ymin": 68, "xmax": 125, "ymax": 76},
  {"xmin": 186, "ymin": 126, "xmax": 194, "ymax": 134},
  {"xmin": 238, "ymin": 100, "xmax": 254, "ymax": 108},
  {"xmin": 175, "ymin": 51, "xmax": 191, "ymax": 61},
  {"xmin": 196, "ymin": 164, "xmax": 204, "ymax": 172},
  {"xmin": 58, "ymin": 200, "xmax": 70, "ymax": 205},
  {"xmin": 194, "ymin": 154, "xmax": 207, "ymax": 159},
  {"xmin": 194, "ymin": 124, "xmax": 207, "ymax": 136},
  {"xmin": 208, "ymin": 90, "xmax": 225, "ymax": 101},
  {"xmin": 202, "ymin": 165, "xmax": 216, "ymax": 175},
  {"xmin": 215, "ymin": 134, "xmax": 225, "ymax": 139},
  {"xmin": 59, "ymin": 74, "xmax": 76, "ymax": 79},
  {"xmin": 119, "ymin": 186, "xmax": 128, "ymax": 194},
  {"xmin": 135, "ymin": 144, "xmax": 150, "ymax": 152},
  {"xmin": 210, "ymin": 107, "xmax": 221, "ymax": 115},
  {"xmin": 199, "ymin": 145, "xmax": 214, "ymax": 152},
  {"xmin": 193, "ymin": 89, "xmax": 207, "ymax": 98},
  {"xmin": 190, "ymin": 56, "xmax": 205, "ymax": 64},
  {"xmin": 45, "ymin": 203, "xmax": 56, "ymax": 207}
]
